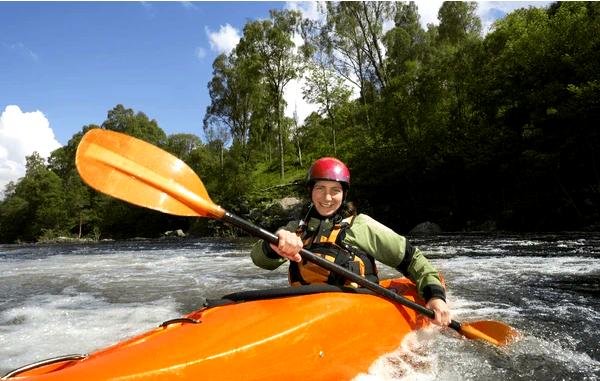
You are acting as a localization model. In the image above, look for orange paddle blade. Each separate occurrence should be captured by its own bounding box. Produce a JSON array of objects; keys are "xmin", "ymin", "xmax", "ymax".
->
[
  {"xmin": 76, "ymin": 128, "xmax": 225, "ymax": 219},
  {"xmin": 458, "ymin": 320, "xmax": 520, "ymax": 346}
]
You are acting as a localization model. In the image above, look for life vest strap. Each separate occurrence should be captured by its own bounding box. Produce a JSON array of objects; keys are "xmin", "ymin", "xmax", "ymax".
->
[{"xmin": 289, "ymin": 214, "xmax": 378, "ymax": 288}]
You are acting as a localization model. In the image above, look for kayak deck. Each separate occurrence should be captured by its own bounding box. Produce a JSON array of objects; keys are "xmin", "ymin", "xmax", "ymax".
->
[{"xmin": 3, "ymin": 278, "xmax": 430, "ymax": 380}]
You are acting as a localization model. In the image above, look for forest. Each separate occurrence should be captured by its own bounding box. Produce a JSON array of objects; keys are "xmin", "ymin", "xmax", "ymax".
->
[{"xmin": 1, "ymin": 1, "xmax": 599, "ymax": 243}]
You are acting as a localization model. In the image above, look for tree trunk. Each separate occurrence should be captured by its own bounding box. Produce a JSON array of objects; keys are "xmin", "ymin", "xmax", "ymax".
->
[
  {"xmin": 297, "ymin": 140, "xmax": 303, "ymax": 167},
  {"xmin": 327, "ymin": 107, "xmax": 337, "ymax": 156},
  {"xmin": 278, "ymin": 119, "xmax": 285, "ymax": 179},
  {"xmin": 220, "ymin": 143, "xmax": 224, "ymax": 173},
  {"xmin": 78, "ymin": 212, "xmax": 83, "ymax": 239},
  {"xmin": 276, "ymin": 92, "xmax": 285, "ymax": 180}
]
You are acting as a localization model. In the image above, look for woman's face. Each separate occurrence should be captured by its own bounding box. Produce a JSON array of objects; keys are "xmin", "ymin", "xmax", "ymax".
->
[{"xmin": 311, "ymin": 180, "xmax": 344, "ymax": 217}]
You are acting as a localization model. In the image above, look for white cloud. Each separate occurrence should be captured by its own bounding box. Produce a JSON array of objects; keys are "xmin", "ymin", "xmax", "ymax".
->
[
  {"xmin": 181, "ymin": 1, "xmax": 199, "ymax": 11},
  {"xmin": 0, "ymin": 105, "xmax": 61, "ymax": 197},
  {"xmin": 477, "ymin": 2, "xmax": 552, "ymax": 33},
  {"xmin": 413, "ymin": 0, "xmax": 445, "ymax": 28},
  {"xmin": 205, "ymin": 24, "xmax": 241, "ymax": 54},
  {"xmin": 3, "ymin": 42, "xmax": 39, "ymax": 61},
  {"xmin": 414, "ymin": 1, "xmax": 552, "ymax": 34},
  {"xmin": 286, "ymin": 1, "xmax": 322, "ymax": 22},
  {"xmin": 139, "ymin": 1, "xmax": 157, "ymax": 19},
  {"xmin": 195, "ymin": 47, "xmax": 207, "ymax": 60}
]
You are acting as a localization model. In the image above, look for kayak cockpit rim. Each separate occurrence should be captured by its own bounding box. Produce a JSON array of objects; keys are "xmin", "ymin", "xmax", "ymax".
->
[{"xmin": 205, "ymin": 283, "xmax": 378, "ymax": 307}]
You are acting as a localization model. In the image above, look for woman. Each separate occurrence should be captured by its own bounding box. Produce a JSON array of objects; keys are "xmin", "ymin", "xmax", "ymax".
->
[{"xmin": 251, "ymin": 157, "xmax": 450, "ymax": 326}]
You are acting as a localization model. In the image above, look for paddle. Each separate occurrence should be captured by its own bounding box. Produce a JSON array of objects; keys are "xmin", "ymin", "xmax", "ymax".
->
[{"xmin": 75, "ymin": 128, "xmax": 519, "ymax": 346}]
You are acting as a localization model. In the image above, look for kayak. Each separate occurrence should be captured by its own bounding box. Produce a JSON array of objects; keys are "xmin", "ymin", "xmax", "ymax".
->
[
  {"xmin": 3, "ymin": 278, "xmax": 429, "ymax": 380},
  {"xmin": 3, "ymin": 278, "xmax": 431, "ymax": 380}
]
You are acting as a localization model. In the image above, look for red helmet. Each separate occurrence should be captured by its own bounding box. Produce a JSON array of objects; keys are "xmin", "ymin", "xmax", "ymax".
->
[{"xmin": 307, "ymin": 157, "xmax": 350, "ymax": 187}]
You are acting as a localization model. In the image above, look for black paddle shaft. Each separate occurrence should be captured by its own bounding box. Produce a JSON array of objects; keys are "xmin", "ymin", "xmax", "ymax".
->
[{"xmin": 222, "ymin": 212, "xmax": 462, "ymax": 332}]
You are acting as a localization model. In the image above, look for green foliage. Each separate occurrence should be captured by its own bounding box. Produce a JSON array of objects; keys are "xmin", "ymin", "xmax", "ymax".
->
[
  {"xmin": 232, "ymin": 9, "xmax": 303, "ymax": 179},
  {"xmin": 437, "ymin": 2, "xmax": 482, "ymax": 44},
  {"xmin": 0, "ymin": 189, "xmax": 29, "ymax": 242},
  {"xmin": 102, "ymin": 104, "xmax": 167, "ymax": 146},
  {"xmin": 0, "ymin": 153, "xmax": 68, "ymax": 242},
  {"xmin": 165, "ymin": 134, "xmax": 203, "ymax": 159}
]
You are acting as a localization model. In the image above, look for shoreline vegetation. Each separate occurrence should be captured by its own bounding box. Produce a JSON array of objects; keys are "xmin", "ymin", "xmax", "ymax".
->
[
  {"xmin": 14, "ymin": 204, "xmax": 600, "ymax": 247},
  {"xmin": 1, "ymin": 2, "xmax": 599, "ymax": 244},
  {"xmin": 9, "ymin": 227, "xmax": 600, "ymax": 247}
]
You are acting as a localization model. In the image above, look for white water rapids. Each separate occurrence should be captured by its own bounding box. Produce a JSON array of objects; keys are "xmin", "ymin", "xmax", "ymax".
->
[{"xmin": 1, "ymin": 235, "xmax": 599, "ymax": 380}]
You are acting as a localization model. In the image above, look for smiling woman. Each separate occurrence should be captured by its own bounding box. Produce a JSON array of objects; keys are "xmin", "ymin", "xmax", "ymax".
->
[
  {"xmin": 251, "ymin": 157, "xmax": 453, "ymax": 327},
  {"xmin": 311, "ymin": 181, "xmax": 344, "ymax": 216}
]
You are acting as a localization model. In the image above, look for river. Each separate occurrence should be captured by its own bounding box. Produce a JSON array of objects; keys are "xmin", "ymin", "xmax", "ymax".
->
[{"xmin": 1, "ymin": 234, "xmax": 599, "ymax": 380}]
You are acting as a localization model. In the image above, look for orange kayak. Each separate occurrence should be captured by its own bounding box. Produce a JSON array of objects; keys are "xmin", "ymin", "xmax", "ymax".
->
[{"xmin": 3, "ymin": 278, "xmax": 430, "ymax": 380}]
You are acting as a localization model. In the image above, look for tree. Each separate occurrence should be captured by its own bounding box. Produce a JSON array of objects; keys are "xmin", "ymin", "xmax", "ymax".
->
[
  {"xmin": 237, "ymin": 9, "xmax": 303, "ymax": 179},
  {"xmin": 204, "ymin": 52, "xmax": 261, "ymax": 161},
  {"xmin": 437, "ymin": 1, "xmax": 482, "ymax": 44},
  {"xmin": 323, "ymin": 2, "xmax": 395, "ymax": 94},
  {"xmin": 101, "ymin": 104, "xmax": 167, "ymax": 146},
  {"xmin": 290, "ymin": 108, "xmax": 304, "ymax": 167},
  {"xmin": 0, "ymin": 182, "xmax": 28, "ymax": 242},
  {"xmin": 478, "ymin": 2, "xmax": 600, "ymax": 228},
  {"xmin": 303, "ymin": 61, "xmax": 352, "ymax": 156},
  {"xmin": 48, "ymin": 125, "xmax": 100, "ymax": 239},
  {"xmin": 0, "ymin": 153, "xmax": 67, "ymax": 242},
  {"xmin": 203, "ymin": 118, "xmax": 230, "ymax": 173},
  {"xmin": 382, "ymin": 1, "xmax": 430, "ymax": 145},
  {"xmin": 165, "ymin": 133, "xmax": 203, "ymax": 161}
]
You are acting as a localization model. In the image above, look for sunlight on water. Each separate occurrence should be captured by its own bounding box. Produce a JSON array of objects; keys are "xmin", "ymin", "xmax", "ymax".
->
[
  {"xmin": 1, "ymin": 235, "xmax": 599, "ymax": 379},
  {"xmin": 0, "ymin": 291, "xmax": 178, "ymax": 372},
  {"xmin": 353, "ymin": 328, "xmax": 440, "ymax": 381},
  {"xmin": 355, "ymin": 323, "xmax": 600, "ymax": 381},
  {"xmin": 352, "ymin": 234, "xmax": 600, "ymax": 381}
]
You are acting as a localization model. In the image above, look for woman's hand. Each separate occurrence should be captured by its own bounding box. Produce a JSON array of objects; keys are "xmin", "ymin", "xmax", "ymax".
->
[
  {"xmin": 426, "ymin": 298, "xmax": 451, "ymax": 326},
  {"xmin": 270, "ymin": 230, "xmax": 303, "ymax": 263}
]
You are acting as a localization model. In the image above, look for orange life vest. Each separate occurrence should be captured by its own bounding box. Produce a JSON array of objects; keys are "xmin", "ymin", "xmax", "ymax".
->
[{"xmin": 289, "ymin": 215, "xmax": 378, "ymax": 287}]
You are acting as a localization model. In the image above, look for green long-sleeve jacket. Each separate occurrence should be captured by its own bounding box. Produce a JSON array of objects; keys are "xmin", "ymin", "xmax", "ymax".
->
[{"xmin": 251, "ymin": 213, "xmax": 446, "ymax": 302}]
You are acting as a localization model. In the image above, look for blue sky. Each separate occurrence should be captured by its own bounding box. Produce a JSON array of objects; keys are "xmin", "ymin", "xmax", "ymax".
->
[
  {"xmin": 0, "ymin": 1, "xmax": 551, "ymax": 194},
  {"xmin": 1, "ymin": 2, "xmax": 282, "ymax": 144}
]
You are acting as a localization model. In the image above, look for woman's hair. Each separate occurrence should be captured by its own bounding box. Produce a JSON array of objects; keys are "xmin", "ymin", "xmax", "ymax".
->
[{"xmin": 339, "ymin": 201, "xmax": 357, "ymax": 218}]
